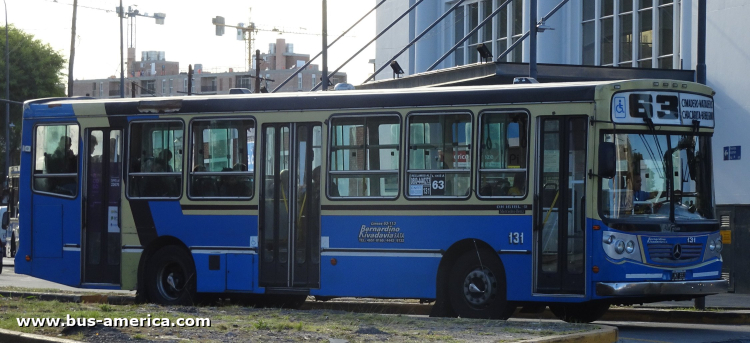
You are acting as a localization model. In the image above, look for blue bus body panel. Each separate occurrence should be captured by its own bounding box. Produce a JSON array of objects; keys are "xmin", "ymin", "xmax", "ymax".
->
[
  {"xmin": 149, "ymin": 202, "xmax": 256, "ymax": 247},
  {"xmin": 24, "ymin": 103, "xmax": 77, "ymax": 118},
  {"xmin": 16, "ymin": 115, "xmax": 83, "ymax": 286},
  {"xmin": 314, "ymin": 214, "xmax": 534, "ymax": 300}
]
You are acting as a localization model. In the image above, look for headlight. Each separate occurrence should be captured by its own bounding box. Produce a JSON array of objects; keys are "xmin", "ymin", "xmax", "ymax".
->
[
  {"xmin": 715, "ymin": 238, "xmax": 723, "ymax": 253},
  {"xmin": 709, "ymin": 240, "xmax": 716, "ymax": 251},
  {"xmin": 615, "ymin": 240, "xmax": 625, "ymax": 254},
  {"xmin": 603, "ymin": 235, "xmax": 614, "ymax": 244},
  {"xmin": 626, "ymin": 240, "xmax": 635, "ymax": 254}
]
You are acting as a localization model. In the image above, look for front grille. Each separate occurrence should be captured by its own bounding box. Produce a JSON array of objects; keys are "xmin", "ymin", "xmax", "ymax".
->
[{"xmin": 647, "ymin": 243, "xmax": 703, "ymax": 263}]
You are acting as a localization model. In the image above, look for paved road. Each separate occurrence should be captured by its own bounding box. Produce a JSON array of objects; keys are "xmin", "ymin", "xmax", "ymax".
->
[{"xmin": 0, "ymin": 260, "xmax": 133, "ymax": 294}]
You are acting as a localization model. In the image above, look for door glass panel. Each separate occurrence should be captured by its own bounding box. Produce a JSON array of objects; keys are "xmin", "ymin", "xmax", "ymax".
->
[
  {"xmin": 567, "ymin": 119, "xmax": 587, "ymax": 274},
  {"xmin": 87, "ymin": 130, "xmax": 105, "ymax": 266},
  {"xmin": 295, "ymin": 126, "xmax": 309, "ymax": 264},
  {"xmin": 540, "ymin": 119, "xmax": 561, "ymax": 273}
]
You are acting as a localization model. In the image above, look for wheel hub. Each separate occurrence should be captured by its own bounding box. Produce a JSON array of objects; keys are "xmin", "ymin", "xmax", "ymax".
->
[{"xmin": 463, "ymin": 268, "xmax": 497, "ymax": 306}]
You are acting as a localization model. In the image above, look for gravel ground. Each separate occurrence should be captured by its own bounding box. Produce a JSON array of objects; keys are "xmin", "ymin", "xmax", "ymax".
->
[{"xmin": 1, "ymin": 296, "xmax": 595, "ymax": 342}]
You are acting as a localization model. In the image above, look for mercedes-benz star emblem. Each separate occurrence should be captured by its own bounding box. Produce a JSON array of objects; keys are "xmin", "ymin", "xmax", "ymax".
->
[{"xmin": 672, "ymin": 244, "xmax": 682, "ymax": 259}]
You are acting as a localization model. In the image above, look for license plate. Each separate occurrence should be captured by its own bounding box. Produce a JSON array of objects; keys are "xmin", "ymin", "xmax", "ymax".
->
[{"xmin": 671, "ymin": 270, "xmax": 686, "ymax": 281}]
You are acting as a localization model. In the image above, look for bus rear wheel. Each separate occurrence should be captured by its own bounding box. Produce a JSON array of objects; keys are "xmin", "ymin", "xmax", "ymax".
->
[
  {"xmin": 447, "ymin": 250, "xmax": 515, "ymax": 319},
  {"xmin": 146, "ymin": 246, "xmax": 197, "ymax": 306},
  {"xmin": 549, "ymin": 301, "xmax": 609, "ymax": 323}
]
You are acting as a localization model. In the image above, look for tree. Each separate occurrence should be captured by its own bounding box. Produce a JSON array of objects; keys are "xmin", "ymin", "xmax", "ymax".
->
[{"xmin": 0, "ymin": 25, "xmax": 67, "ymax": 168}]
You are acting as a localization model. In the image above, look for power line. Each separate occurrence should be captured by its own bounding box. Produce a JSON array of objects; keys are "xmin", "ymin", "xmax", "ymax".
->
[{"xmin": 38, "ymin": 0, "xmax": 114, "ymax": 13}]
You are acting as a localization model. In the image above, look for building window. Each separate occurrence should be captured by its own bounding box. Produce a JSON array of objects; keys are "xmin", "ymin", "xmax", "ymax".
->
[
  {"xmin": 189, "ymin": 119, "xmax": 255, "ymax": 198},
  {"xmin": 406, "ymin": 112, "xmax": 472, "ymax": 198},
  {"xmin": 33, "ymin": 124, "xmax": 80, "ymax": 197},
  {"xmin": 237, "ymin": 76, "xmax": 252, "ymax": 89},
  {"xmin": 298, "ymin": 73, "xmax": 303, "ymax": 91},
  {"xmin": 169, "ymin": 79, "xmax": 173, "ymax": 95},
  {"xmin": 329, "ymin": 115, "xmax": 400, "ymax": 198},
  {"xmin": 141, "ymin": 80, "xmax": 156, "ymax": 95},
  {"xmin": 128, "ymin": 121, "xmax": 183, "ymax": 198},
  {"xmin": 311, "ymin": 74, "xmax": 316, "ymax": 89},
  {"xmin": 99, "ymin": 82, "xmax": 103, "ymax": 98},
  {"xmin": 453, "ymin": 0, "xmax": 523, "ymax": 67},
  {"xmin": 184, "ymin": 78, "xmax": 188, "ymax": 92},
  {"xmin": 581, "ymin": 0, "xmax": 675, "ymax": 69},
  {"xmin": 162, "ymin": 79, "xmax": 166, "ymax": 95}
]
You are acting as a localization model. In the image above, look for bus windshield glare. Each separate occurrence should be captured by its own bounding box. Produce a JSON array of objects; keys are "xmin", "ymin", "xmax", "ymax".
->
[{"xmin": 600, "ymin": 132, "xmax": 715, "ymax": 228}]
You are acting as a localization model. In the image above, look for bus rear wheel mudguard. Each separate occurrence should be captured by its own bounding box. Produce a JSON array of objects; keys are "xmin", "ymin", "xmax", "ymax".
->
[
  {"xmin": 549, "ymin": 301, "xmax": 609, "ymax": 323},
  {"xmin": 447, "ymin": 250, "xmax": 515, "ymax": 320},
  {"xmin": 146, "ymin": 246, "xmax": 197, "ymax": 306}
]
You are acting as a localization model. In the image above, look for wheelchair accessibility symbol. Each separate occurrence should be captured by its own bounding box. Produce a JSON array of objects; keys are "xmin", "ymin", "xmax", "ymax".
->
[{"xmin": 614, "ymin": 96, "xmax": 626, "ymax": 118}]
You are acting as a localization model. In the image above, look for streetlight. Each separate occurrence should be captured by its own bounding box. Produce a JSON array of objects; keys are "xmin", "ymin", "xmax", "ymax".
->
[{"xmin": 116, "ymin": 3, "xmax": 165, "ymax": 98}]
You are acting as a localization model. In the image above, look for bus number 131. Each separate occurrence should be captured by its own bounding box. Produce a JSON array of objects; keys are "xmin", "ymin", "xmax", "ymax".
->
[{"xmin": 509, "ymin": 232, "xmax": 524, "ymax": 244}]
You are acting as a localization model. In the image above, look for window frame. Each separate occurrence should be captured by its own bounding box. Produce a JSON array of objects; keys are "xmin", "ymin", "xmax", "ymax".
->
[
  {"xmin": 405, "ymin": 110, "xmax": 474, "ymax": 200},
  {"xmin": 126, "ymin": 119, "xmax": 186, "ymax": 200},
  {"xmin": 326, "ymin": 112, "xmax": 402, "ymax": 200},
  {"xmin": 186, "ymin": 117, "xmax": 257, "ymax": 201},
  {"xmin": 31, "ymin": 123, "xmax": 81, "ymax": 199},
  {"xmin": 452, "ymin": 0, "xmax": 523, "ymax": 67},
  {"xmin": 475, "ymin": 109, "xmax": 530, "ymax": 200}
]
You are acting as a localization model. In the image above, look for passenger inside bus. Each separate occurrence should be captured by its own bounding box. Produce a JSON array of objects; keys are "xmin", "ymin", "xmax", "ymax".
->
[
  {"xmin": 49, "ymin": 136, "xmax": 77, "ymax": 174},
  {"xmin": 508, "ymin": 174, "xmax": 525, "ymax": 196}
]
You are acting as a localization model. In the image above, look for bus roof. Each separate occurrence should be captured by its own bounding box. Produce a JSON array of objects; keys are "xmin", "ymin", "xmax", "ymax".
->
[{"xmin": 23, "ymin": 79, "xmax": 712, "ymax": 118}]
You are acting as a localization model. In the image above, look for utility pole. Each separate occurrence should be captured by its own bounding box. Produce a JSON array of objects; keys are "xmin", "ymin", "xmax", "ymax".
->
[
  {"xmin": 68, "ymin": 0, "xmax": 78, "ymax": 97},
  {"xmin": 187, "ymin": 64, "xmax": 193, "ymax": 96},
  {"xmin": 254, "ymin": 49, "xmax": 261, "ymax": 93},
  {"xmin": 119, "ymin": 0, "xmax": 124, "ymax": 97},
  {"xmin": 321, "ymin": 0, "xmax": 329, "ymax": 91},
  {"xmin": 4, "ymin": 0, "xmax": 9, "ymax": 179}
]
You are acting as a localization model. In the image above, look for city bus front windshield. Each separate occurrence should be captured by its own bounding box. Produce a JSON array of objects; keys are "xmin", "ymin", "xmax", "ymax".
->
[{"xmin": 600, "ymin": 132, "xmax": 715, "ymax": 229}]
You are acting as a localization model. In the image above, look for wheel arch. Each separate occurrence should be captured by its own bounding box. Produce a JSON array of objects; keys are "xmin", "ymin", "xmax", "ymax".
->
[{"xmin": 135, "ymin": 236, "xmax": 192, "ymax": 303}]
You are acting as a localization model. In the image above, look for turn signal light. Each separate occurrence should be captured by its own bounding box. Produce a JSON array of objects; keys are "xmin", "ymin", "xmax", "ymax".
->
[
  {"xmin": 593, "ymin": 225, "xmax": 600, "ymax": 230},
  {"xmin": 25, "ymin": 255, "xmax": 31, "ymax": 262},
  {"xmin": 330, "ymin": 258, "xmax": 337, "ymax": 266},
  {"xmin": 592, "ymin": 266, "xmax": 599, "ymax": 273}
]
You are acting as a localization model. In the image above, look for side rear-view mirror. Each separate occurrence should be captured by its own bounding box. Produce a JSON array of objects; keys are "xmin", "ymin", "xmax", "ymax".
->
[
  {"xmin": 598, "ymin": 142, "xmax": 616, "ymax": 179},
  {"xmin": 1, "ymin": 211, "xmax": 8, "ymax": 230}
]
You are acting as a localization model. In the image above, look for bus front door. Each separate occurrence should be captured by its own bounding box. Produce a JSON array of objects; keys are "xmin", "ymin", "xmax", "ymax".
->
[
  {"xmin": 83, "ymin": 129, "xmax": 122, "ymax": 284},
  {"xmin": 535, "ymin": 116, "xmax": 587, "ymax": 294},
  {"xmin": 259, "ymin": 123, "xmax": 321, "ymax": 289}
]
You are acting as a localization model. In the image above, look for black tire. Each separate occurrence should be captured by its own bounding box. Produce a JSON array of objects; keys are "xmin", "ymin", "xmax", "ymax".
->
[
  {"xmin": 447, "ymin": 250, "xmax": 515, "ymax": 319},
  {"xmin": 549, "ymin": 301, "xmax": 610, "ymax": 323},
  {"xmin": 146, "ymin": 246, "xmax": 197, "ymax": 306}
]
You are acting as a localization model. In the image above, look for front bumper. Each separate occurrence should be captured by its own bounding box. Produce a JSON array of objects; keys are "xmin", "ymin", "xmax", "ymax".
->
[{"xmin": 596, "ymin": 279, "xmax": 728, "ymax": 296}]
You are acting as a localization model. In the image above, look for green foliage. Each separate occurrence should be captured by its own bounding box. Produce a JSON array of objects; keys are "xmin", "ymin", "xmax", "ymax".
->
[{"xmin": 0, "ymin": 25, "xmax": 67, "ymax": 166}]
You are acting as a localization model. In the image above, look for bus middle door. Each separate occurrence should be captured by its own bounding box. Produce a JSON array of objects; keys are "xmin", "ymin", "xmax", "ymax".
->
[{"xmin": 259, "ymin": 123, "xmax": 322, "ymax": 290}]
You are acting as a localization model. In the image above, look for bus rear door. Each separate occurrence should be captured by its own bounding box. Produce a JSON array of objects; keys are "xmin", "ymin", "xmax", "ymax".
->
[
  {"xmin": 83, "ymin": 129, "xmax": 123, "ymax": 284},
  {"xmin": 259, "ymin": 123, "xmax": 322, "ymax": 289}
]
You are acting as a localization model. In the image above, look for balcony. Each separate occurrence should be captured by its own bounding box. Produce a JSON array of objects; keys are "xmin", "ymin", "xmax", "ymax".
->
[
  {"xmin": 109, "ymin": 89, "xmax": 121, "ymax": 96},
  {"xmin": 201, "ymin": 85, "xmax": 217, "ymax": 92}
]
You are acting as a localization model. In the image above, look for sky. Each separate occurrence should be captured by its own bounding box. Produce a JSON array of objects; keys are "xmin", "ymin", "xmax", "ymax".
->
[{"xmin": 6, "ymin": 0, "xmax": 377, "ymax": 86}]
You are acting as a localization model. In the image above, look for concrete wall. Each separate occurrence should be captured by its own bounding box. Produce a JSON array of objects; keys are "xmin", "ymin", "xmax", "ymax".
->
[{"xmin": 706, "ymin": 1, "xmax": 750, "ymax": 205}]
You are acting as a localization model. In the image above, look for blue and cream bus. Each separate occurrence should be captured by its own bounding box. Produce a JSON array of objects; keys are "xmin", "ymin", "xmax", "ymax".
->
[{"xmin": 15, "ymin": 79, "xmax": 726, "ymax": 322}]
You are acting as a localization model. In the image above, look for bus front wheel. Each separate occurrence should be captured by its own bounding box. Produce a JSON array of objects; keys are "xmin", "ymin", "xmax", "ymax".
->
[
  {"xmin": 447, "ymin": 250, "xmax": 515, "ymax": 319},
  {"xmin": 549, "ymin": 301, "xmax": 609, "ymax": 323},
  {"xmin": 146, "ymin": 246, "xmax": 197, "ymax": 306}
]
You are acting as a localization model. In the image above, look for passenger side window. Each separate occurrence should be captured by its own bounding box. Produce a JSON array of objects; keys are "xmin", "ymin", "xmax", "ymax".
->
[
  {"xmin": 33, "ymin": 124, "xmax": 80, "ymax": 197},
  {"xmin": 407, "ymin": 113, "xmax": 471, "ymax": 198},
  {"xmin": 477, "ymin": 111, "xmax": 528, "ymax": 198},
  {"xmin": 329, "ymin": 115, "xmax": 400, "ymax": 198},
  {"xmin": 189, "ymin": 119, "xmax": 255, "ymax": 198},
  {"xmin": 128, "ymin": 121, "xmax": 184, "ymax": 198}
]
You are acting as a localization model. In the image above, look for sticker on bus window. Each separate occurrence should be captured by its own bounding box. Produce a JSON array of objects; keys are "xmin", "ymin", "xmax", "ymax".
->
[{"xmin": 409, "ymin": 173, "xmax": 446, "ymax": 196}]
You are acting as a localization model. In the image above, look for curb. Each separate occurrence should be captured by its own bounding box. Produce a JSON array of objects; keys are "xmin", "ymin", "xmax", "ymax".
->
[
  {"xmin": 512, "ymin": 307, "xmax": 750, "ymax": 325},
  {"xmin": 0, "ymin": 328, "xmax": 79, "ymax": 343},
  {"xmin": 517, "ymin": 325, "xmax": 618, "ymax": 343}
]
